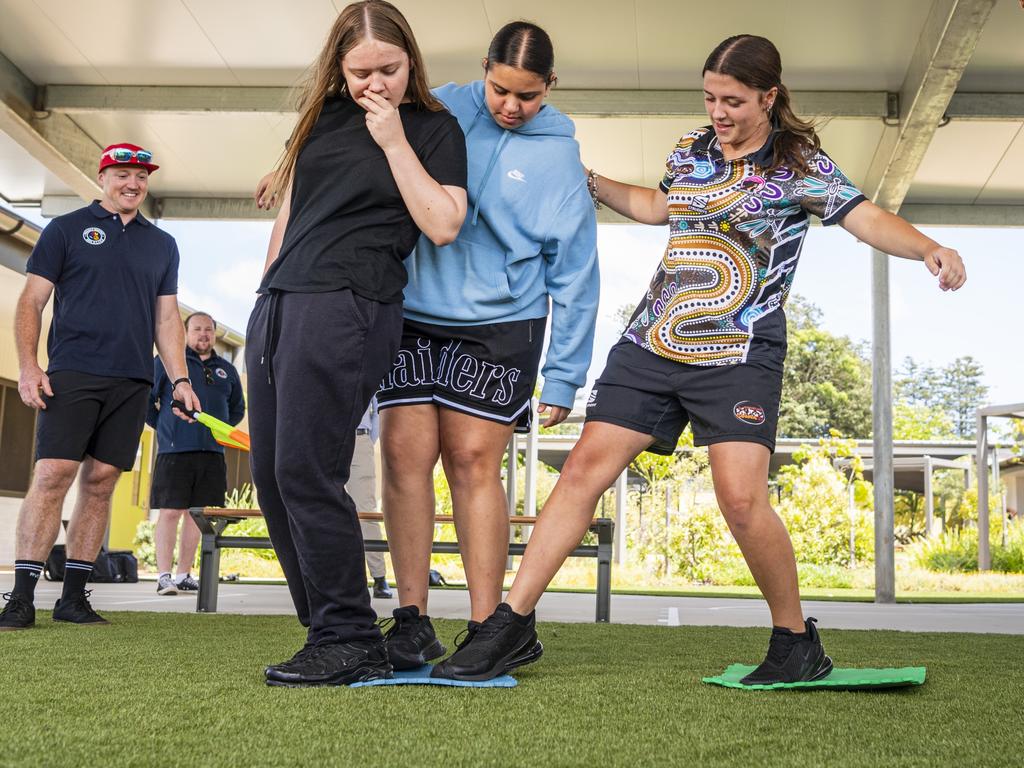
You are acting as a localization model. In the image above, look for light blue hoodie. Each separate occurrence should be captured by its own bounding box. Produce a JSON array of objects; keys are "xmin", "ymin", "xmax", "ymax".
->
[{"xmin": 403, "ymin": 81, "xmax": 600, "ymax": 409}]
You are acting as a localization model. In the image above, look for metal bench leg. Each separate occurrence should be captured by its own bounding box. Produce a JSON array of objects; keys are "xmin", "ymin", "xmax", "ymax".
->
[
  {"xmin": 196, "ymin": 531, "xmax": 221, "ymax": 613},
  {"xmin": 596, "ymin": 519, "xmax": 613, "ymax": 623}
]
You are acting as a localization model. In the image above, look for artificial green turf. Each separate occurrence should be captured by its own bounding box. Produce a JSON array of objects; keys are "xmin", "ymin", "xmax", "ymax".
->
[{"xmin": 1, "ymin": 614, "xmax": 1019, "ymax": 767}]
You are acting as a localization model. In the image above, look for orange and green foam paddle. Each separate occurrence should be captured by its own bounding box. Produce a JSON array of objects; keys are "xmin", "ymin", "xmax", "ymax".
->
[{"xmin": 172, "ymin": 400, "xmax": 250, "ymax": 452}]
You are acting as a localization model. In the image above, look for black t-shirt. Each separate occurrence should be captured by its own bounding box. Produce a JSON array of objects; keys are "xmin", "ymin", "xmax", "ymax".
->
[
  {"xmin": 261, "ymin": 95, "xmax": 467, "ymax": 302},
  {"xmin": 25, "ymin": 201, "xmax": 179, "ymax": 382}
]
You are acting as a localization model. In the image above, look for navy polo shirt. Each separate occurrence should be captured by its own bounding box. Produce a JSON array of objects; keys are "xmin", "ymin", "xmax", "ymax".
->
[
  {"xmin": 26, "ymin": 201, "xmax": 179, "ymax": 382},
  {"xmin": 147, "ymin": 347, "xmax": 245, "ymax": 454}
]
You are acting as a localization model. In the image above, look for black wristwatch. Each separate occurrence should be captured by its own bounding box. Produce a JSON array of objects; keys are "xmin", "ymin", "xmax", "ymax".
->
[{"xmin": 172, "ymin": 377, "xmax": 191, "ymax": 389}]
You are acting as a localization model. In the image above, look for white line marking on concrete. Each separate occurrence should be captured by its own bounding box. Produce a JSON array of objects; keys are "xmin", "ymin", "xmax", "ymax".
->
[{"xmin": 666, "ymin": 607, "xmax": 680, "ymax": 626}]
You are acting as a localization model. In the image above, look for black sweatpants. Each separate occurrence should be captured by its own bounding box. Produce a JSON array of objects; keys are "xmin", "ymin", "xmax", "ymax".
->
[{"xmin": 246, "ymin": 289, "xmax": 402, "ymax": 644}]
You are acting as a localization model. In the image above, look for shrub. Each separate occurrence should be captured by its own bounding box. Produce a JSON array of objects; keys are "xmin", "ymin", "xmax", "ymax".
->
[{"xmin": 911, "ymin": 524, "xmax": 1024, "ymax": 574}]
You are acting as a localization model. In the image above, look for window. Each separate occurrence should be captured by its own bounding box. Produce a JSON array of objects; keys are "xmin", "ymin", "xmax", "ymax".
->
[{"xmin": 0, "ymin": 380, "xmax": 37, "ymax": 496}]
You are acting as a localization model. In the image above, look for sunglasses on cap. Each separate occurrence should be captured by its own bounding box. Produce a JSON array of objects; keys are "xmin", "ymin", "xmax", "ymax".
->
[{"xmin": 103, "ymin": 147, "xmax": 154, "ymax": 164}]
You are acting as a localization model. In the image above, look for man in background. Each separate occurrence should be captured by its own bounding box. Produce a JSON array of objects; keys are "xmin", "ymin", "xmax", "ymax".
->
[{"xmin": 148, "ymin": 312, "xmax": 243, "ymax": 595}]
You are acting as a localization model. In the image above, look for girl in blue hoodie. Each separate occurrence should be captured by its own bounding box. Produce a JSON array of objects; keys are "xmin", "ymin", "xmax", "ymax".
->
[{"xmin": 374, "ymin": 22, "xmax": 600, "ymax": 670}]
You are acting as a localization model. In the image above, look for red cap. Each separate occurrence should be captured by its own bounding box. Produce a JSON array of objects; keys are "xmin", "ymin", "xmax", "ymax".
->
[{"xmin": 98, "ymin": 143, "xmax": 159, "ymax": 174}]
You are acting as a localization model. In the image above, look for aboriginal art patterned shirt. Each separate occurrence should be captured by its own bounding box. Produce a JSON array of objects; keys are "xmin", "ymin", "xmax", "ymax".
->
[{"xmin": 624, "ymin": 127, "xmax": 866, "ymax": 367}]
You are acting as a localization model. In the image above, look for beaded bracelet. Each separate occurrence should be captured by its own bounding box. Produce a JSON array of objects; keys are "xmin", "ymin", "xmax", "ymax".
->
[{"xmin": 586, "ymin": 169, "xmax": 602, "ymax": 211}]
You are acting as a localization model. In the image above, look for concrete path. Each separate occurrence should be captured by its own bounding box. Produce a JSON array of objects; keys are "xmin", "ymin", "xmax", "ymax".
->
[{"xmin": 4, "ymin": 577, "xmax": 1021, "ymax": 634}]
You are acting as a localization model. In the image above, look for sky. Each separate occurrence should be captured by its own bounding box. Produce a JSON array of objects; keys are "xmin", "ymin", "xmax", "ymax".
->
[{"xmin": 154, "ymin": 218, "xmax": 1024, "ymax": 408}]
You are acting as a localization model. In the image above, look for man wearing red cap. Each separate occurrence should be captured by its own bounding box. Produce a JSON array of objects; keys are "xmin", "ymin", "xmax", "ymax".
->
[{"xmin": 0, "ymin": 143, "xmax": 199, "ymax": 630}]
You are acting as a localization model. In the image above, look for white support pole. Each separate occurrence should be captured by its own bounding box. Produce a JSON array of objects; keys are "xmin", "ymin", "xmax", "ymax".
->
[
  {"xmin": 506, "ymin": 435, "xmax": 518, "ymax": 571},
  {"xmin": 614, "ymin": 469, "xmax": 628, "ymax": 565},
  {"xmin": 977, "ymin": 413, "xmax": 990, "ymax": 571},
  {"xmin": 522, "ymin": 399, "xmax": 540, "ymax": 543},
  {"xmin": 872, "ymin": 248, "xmax": 895, "ymax": 602},
  {"xmin": 923, "ymin": 455, "xmax": 934, "ymax": 536}
]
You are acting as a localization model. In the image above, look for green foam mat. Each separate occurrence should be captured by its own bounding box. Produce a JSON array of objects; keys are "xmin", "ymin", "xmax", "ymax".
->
[{"xmin": 703, "ymin": 664, "xmax": 926, "ymax": 691}]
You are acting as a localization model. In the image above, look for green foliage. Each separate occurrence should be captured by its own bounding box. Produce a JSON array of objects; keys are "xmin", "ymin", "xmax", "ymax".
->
[
  {"xmin": 776, "ymin": 433, "xmax": 874, "ymax": 567},
  {"xmin": 894, "ymin": 355, "xmax": 988, "ymax": 439},
  {"xmin": 911, "ymin": 524, "xmax": 1024, "ymax": 574},
  {"xmin": 779, "ymin": 296, "xmax": 873, "ymax": 439},
  {"xmin": 892, "ymin": 400, "xmax": 957, "ymax": 441},
  {"xmin": 133, "ymin": 520, "xmax": 157, "ymax": 570}
]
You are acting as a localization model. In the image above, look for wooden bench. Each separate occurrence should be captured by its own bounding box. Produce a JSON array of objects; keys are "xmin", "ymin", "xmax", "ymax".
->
[{"xmin": 188, "ymin": 507, "xmax": 614, "ymax": 622}]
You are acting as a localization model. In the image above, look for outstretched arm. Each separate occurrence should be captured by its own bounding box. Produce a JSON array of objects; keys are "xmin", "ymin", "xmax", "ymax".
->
[
  {"xmin": 841, "ymin": 201, "xmax": 966, "ymax": 291},
  {"xmin": 592, "ymin": 171, "xmax": 669, "ymax": 226}
]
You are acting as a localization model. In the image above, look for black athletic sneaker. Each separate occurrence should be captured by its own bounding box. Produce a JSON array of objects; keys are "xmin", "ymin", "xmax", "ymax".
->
[
  {"xmin": 52, "ymin": 590, "xmax": 110, "ymax": 625},
  {"xmin": 176, "ymin": 575, "xmax": 200, "ymax": 592},
  {"xmin": 379, "ymin": 605, "xmax": 446, "ymax": 670},
  {"xmin": 0, "ymin": 592, "xmax": 35, "ymax": 631},
  {"xmin": 264, "ymin": 639, "xmax": 392, "ymax": 687},
  {"xmin": 372, "ymin": 577, "xmax": 393, "ymax": 599},
  {"xmin": 264, "ymin": 643, "xmax": 317, "ymax": 679},
  {"xmin": 431, "ymin": 602, "xmax": 543, "ymax": 681},
  {"xmin": 740, "ymin": 617, "xmax": 833, "ymax": 685}
]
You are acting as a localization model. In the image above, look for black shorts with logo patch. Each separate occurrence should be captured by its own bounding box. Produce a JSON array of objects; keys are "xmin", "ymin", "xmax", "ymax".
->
[
  {"xmin": 35, "ymin": 370, "xmax": 150, "ymax": 470},
  {"xmin": 585, "ymin": 339, "xmax": 783, "ymax": 454},
  {"xmin": 377, "ymin": 316, "xmax": 546, "ymax": 433}
]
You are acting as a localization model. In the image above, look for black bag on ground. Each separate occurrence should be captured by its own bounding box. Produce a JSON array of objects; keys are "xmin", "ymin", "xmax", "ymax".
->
[{"xmin": 44, "ymin": 544, "xmax": 66, "ymax": 581}]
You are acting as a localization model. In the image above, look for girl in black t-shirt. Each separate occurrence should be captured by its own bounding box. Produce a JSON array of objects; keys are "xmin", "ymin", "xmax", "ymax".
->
[{"xmin": 246, "ymin": 0, "xmax": 467, "ymax": 688}]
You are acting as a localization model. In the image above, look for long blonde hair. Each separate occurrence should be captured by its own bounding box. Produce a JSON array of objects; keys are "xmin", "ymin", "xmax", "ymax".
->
[{"xmin": 270, "ymin": 0, "xmax": 442, "ymax": 199}]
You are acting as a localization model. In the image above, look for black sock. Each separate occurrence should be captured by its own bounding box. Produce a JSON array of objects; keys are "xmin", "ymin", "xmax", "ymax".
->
[
  {"xmin": 13, "ymin": 560, "xmax": 44, "ymax": 601},
  {"xmin": 61, "ymin": 559, "xmax": 94, "ymax": 599}
]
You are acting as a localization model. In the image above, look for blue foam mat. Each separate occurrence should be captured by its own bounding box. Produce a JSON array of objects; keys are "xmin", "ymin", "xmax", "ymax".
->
[{"xmin": 350, "ymin": 664, "xmax": 517, "ymax": 688}]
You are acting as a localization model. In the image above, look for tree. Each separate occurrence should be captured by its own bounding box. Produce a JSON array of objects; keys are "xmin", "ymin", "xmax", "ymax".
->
[
  {"xmin": 778, "ymin": 296, "xmax": 873, "ymax": 438},
  {"xmin": 892, "ymin": 400, "xmax": 957, "ymax": 441},
  {"xmin": 935, "ymin": 356, "xmax": 988, "ymax": 439}
]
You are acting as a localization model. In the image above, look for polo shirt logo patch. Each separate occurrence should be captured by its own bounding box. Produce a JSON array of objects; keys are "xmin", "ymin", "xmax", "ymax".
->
[
  {"xmin": 215, "ymin": 368, "xmax": 228, "ymax": 379},
  {"xmin": 82, "ymin": 227, "xmax": 106, "ymax": 245},
  {"xmin": 733, "ymin": 401, "xmax": 766, "ymax": 426}
]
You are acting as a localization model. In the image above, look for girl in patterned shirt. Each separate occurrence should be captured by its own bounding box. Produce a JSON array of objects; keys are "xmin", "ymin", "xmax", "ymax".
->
[{"xmin": 433, "ymin": 34, "xmax": 966, "ymax": 684}]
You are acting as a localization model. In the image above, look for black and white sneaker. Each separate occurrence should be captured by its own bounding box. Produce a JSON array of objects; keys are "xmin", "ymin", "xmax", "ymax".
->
[
  {"xmin": 157, "ymin": 574, "xmax": 178, "ymax": 595},
  {"xmin": 0, "ymin": 592, "xmax": 35, "ymax": 631},
  {"xmin": 264, "ymin": 639, "xmax": 392, "ymax": 687},
  {"xmin": 176, "ymin": 575, "xmax": 200, "ymax": 592},
  {"xmin": 52, "ymin": 590, "xmax": 110, "ymax": 625},
  {"xmin": 372, "ymin": 577, "xmax": 393, "ymax": 599},
  {"xmin": 379, "ymin": 605, "xmax": 446, "ymax": 670},
  {"xmin": 740, "ymin": 617, "xmax": 833, "ymax": 685},
  {"xmin": 431, "ymin": 602, "xmax": 543, "ymax": 681}
]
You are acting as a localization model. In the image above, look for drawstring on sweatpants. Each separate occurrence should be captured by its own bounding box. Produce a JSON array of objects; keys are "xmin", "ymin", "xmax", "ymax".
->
[{"xmin": 260, "ymin": 291, "xmax": 281, "ymax": 384}]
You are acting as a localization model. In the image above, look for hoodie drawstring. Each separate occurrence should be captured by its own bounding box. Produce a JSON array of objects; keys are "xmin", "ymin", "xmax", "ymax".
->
[{"xmin": 471, "ymin": 130, "xmax": 512, "ymax": 226}]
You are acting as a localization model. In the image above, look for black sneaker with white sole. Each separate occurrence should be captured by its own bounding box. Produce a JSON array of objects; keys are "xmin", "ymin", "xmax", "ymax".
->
[
  {"xmin": 52, "ymin": 590, "xmax": 110, "ymax": 625},
  {"xmin": 176, "ymin": 575, "xmax": 200, "ymax": 592},
  {"xmin": 740, "ymin": 617, "xmax": 834, "ymax": 685},
  {"xmin": 379, "ymin": 605, "xmax": 446, "ymax": 670},
  {"xmin": 0, "ymin": 592, "xmax": 35, "ymax": 631},
  {"xmin": 264, "ymin": 639, "xmax": 392, "ymax": 687},
  {"xmin": 431, "ymin": 602, "xmax": 543, "ymax": 681},
  {"xmin": 156, "ymin": 574, "xmax": 178, "ymax": 595}
]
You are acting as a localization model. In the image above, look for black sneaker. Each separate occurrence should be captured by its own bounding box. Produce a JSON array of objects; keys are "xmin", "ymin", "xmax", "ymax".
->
[
  {"xmin": 264, "ymin": 643, "xmax": 318, "ymax": 678},
  {"xmin": 176, "ymin": 575, "xmax": 200, "ymax": 592},
  {"xmin": 740, "ymin": 617, "xmax": 833, "ymax": 685},
  {"xmin": 0, "ymin": 592, "xmax": 35, "ymax": 631},
  {"xmin": 264, "ymin": 639, "xmax": 392, "ymax": 687},
  {"xmin": 431, "ymin": 602, "xmax": 543, "ymax": 681},
  {"xmin": 52, "ymin": 590, "xmax": 110, "ymax": 625},
  {"xmin": 372, "ymin": 577, "xmax": 393, "ymax": 599},
  {"xmin": 379, "ymin": 605, "xmax": 446, "ymax": 670}
]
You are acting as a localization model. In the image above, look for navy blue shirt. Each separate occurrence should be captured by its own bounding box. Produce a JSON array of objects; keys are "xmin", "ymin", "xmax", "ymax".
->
[
  {"xmin": 26, "ymin": 201, "xmax": 179, "ymax": 382},
  {"xmin": 147, "ymin": 347, "xmax": 245, "ymax": 454}
]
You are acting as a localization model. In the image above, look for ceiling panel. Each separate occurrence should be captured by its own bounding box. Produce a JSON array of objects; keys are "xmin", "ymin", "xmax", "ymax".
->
[
  {"xmin": 977, "ymin": 123, "xmax": 1024, "ymax": 204},
  {"xmin": 183, "ymin": 0, "xmax": 338, "ymax": 87},
  {"xmin": 21, "ymin": 0, "xmax": 234, "ymax": 86},
  {"xmin": 483, "ymin": 0, "xmax": 640, "ymax": 89},
  {"xmin": 0, "ymin": 0, "xmax": 102, "ymax": 84},
  {"xmin": 907, "ymin": 121, "xmax": 1020, "ymax": 204},
  {"xmin": 635, "ymin": 0, "xmax": 932, "ymax": 91},
  {"xmin": 393, "ymin": 0, "xmax": 493, "ymax": 87},
  {"xmin": 958, "ymin": 0, "xmax": 1024, "ymax": 93},
  {"xmin": 0, "ymin": 129, "xmax": 75, "ymax": 200}
]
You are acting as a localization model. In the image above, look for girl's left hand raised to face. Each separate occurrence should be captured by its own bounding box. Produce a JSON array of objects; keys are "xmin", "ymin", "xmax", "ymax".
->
[
  {"xmin": 358, "ymin": 91, "xmax": 407, "ymax": 153},
  {"xmin": 923, "ymin": 246, "xmax": 967, "ymax": 292}
]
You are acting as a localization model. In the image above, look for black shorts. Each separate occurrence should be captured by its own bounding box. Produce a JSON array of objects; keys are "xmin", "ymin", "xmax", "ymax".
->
[
  {"xmin": 149, "ymin": 451, "xmax": 228, "ymax": 509},
  {"xmin": 377, "ymin": 316, "xmax": 546, "ymax": 433},
  {"xmin": 35, "ymin": 370, "xmax": 150, "ymax": 470},
  {"xmin": 585, "ymin": 339, "xmax": 783, "ymax": 454}
]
